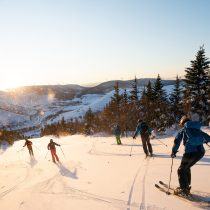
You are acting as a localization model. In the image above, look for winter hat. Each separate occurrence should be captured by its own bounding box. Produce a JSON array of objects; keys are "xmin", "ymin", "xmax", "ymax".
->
[
  {"xmin": 191, "ymin": 113, "xmax": 200, "ymax": 121},
  {"xmin": 179, "ymin": 115, "xmax": 190, "ymax": 126}
]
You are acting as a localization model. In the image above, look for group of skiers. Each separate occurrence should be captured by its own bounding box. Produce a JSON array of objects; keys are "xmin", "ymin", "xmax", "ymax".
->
[
  {"xmin": 113, "ymin": 115, "xmax": 210, "ymax": 197},
  {"xmin": 22, "ymin": 115, "xmax": 210, "ymax": 197},
  {"xmin": 23, "ymin": 138, "xmax": 61, "ymax": 163}
]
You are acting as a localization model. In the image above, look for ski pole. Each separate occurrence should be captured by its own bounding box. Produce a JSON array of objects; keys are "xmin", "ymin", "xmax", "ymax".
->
[
  {"xmin": 129, "ymin": 138, "xmax": 134, "ymax": 156},
  {"xmin": 206, "ymin": 143, "xmax": 210, "ymax": 148},
  {"xmin": 167, "ymin": 158, "xmax": 174, "ymax": 195},
  {"xmin": 156, "ymin": 139, "xmax": 168, "ymax": 147},
  {"xmin": 60, "ymin": 146, "xmax": 65, "ymax": 158}
]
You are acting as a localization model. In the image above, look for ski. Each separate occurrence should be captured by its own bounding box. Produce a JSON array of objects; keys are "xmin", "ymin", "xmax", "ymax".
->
[{"xmin": 156, "ymin": 181, "xmax": 210, "ymax": 206}]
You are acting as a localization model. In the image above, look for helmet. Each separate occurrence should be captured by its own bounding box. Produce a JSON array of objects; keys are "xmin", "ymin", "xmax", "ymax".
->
[
  {"xmin": 179, "ymin": 115, "xmax": 190, "ymax": 126},
  {"xmin": 137, "ymin": 119, "xmax": 142, "ymax": 123}
]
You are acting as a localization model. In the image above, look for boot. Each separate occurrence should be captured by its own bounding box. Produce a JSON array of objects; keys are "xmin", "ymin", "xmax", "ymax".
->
[{"xmin": 174, "ymin": 187, "xmax": 190, "ymax": 196}]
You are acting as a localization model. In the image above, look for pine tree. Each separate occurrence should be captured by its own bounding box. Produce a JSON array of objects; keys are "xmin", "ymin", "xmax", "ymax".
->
[
  {"xmin": 83, "ymin": 107, "xmax": 95, "ymax": 135},
  {"xmin": 169, "ymin": 75, "xmax": 183, "ymax": 124},
  {"xmin": 184, "ymin": 46, "xmax": 210, "ymax": 123},
  {"xmin": 110, "ymin": 81, "xmax": 122, "ymax": 124},
  {"xmin": 121, "ymin": 89, "xmax": 129, "ymax": 136},
  {"xmin": 152, "ymin": 74, "xmax": 169, "ymax": 130},
  {"xmin": 129, "ymin": 76, "xmax": 138, "ymax": 102}
]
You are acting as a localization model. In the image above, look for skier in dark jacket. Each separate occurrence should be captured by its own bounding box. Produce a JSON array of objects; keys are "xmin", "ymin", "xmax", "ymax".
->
[
  {"xmin": 171, "ymin": 115, "xmax": 210, "ymax": 196},
  {"xmin": 133, "ymin": 120, "xmax": 153, "ymax": 157},
  {"xmin": 23, "ymin": 139, "xmax": 34, "ymax": 157},
  {"xmin": 47, "ymin": 139, "xmax": 60, "ymax": 163},
  {"xmin": 114, "ymin": 124, "xmax": 122, "ymax": 145}
]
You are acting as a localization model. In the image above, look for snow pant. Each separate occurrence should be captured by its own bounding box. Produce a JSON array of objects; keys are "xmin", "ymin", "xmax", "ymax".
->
[
  {"xmin": 141, "ymin": 134, "xmax": 153, "ymax": 155},
  {"xmin": 50, "ymin": 149, "xmax": 59, "ymax": 162},
  {"xmin": 178, "ymin": 151, "xmax": 204, "ymax": 189},
  {"xmin": 115, "ymin": 135, "xmax": 121, "ymax": 145},
  {"xmin": 28, "ymin": 148, "xmax": 34, "ymax": 157}
]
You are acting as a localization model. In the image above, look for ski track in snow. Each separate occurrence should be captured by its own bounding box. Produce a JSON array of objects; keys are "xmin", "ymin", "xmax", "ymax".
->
[{"xmin": 127, "ymin": 158, "xmax": 146, "ymax": 210}]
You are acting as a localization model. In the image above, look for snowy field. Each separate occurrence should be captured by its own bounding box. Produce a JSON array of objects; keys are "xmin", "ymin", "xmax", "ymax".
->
[{"xmin": 0, "ymin": 128, "xmax": 210, "ymax": 210}]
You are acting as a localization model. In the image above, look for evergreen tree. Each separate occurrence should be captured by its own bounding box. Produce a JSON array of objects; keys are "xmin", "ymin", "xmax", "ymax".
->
[
  {"xmin": 152, "ymin": 74, "xmax": 167, "ymax": 101},
  {"xmin": 151, "ymin": 74, "xmax": 170, "ymax": 130},
  {"xmin": 129, "ymin": 76, "xmax": 138, "ymax": 102},
  {"xmin": 121, "ymin": 89, "xmax": 129, "ymax": 136},
  {"xmin": 169, "ymin": 76, "xmax": 183, "ymax": 124},
  {"xmin": 110, "ymin": 81, "xmax": 122, "ymax": 124},
  {"xmin": 83, "ymin": 107, "xmax": 95, "ymax": 135},
  {"xmin": 184, "ymin": 46, "xmax": 210, "ymax": 123}
]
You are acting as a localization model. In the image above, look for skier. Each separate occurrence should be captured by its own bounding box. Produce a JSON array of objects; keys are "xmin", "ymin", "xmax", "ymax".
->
[
  {"xmin": 171, "ymin": 115, "xmax": 210, "ymax": 196},
  {"xmin": 113, "ymin": 124, "xmax": 122, "ymax": 145},
  {"xmin": 133, "ymin": 119, "xmax": 153, "ymax": 157},
  {"xmin": 23, "ymin": 139, "xmax": 34, "ymax": 157},
  {"xmin": 47, "ymin": 139, "xmax": 61, "ymax": 163}
]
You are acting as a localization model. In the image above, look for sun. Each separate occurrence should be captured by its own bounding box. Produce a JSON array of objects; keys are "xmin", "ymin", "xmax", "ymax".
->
[{"xmin": 0, "ymin": 75, "xmax": 28, "ymax": 91}]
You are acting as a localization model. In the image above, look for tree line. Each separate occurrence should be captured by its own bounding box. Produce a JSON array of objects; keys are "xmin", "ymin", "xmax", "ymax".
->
[{"xmin": 41, "ymin": 46, "xmax": 210, "ymax": 137}]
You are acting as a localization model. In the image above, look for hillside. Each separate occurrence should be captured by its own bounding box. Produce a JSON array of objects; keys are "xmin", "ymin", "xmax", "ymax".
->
[
  {"xmin": 0, "ymin": 128, "xmax": 210, "ymax": 210},
  {"xmin": 0, "ymin": 79, "xmax": 176, "ymax": 136}
]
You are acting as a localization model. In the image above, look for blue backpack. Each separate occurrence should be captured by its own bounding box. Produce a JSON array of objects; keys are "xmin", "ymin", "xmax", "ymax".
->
[{"xmin": 185, "ymin": 128, "xmax": 204, "ymax": 146}]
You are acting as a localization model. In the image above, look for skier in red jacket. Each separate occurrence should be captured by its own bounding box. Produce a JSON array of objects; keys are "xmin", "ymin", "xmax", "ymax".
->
[
  {"xmin": 23, "ymin": 139, "xmax": 34, "ymax": 157},
  {"xmin": 47, "ymin": 139, "xmax": 60, "ymax": 163}
]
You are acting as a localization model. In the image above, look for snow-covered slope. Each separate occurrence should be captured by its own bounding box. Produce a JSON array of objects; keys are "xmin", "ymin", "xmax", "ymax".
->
[{"xmin": 0, "ymin": 128, "xmax": 210, "ymax": 210}]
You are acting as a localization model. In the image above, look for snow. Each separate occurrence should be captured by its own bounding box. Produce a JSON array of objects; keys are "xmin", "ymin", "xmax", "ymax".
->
[{"xmin": 0, "ymin": 128, "xmax": 210, "ymax": 210}]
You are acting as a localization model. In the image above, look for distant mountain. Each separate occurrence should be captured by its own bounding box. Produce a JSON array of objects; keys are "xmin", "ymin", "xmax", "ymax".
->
[
  {"xmin": 79, "ymin": 78, "xmax": 175, "ymax": 95},
  {"xmin": 0, "ymin": 78, "xmax": 176, "ymax": 137}
]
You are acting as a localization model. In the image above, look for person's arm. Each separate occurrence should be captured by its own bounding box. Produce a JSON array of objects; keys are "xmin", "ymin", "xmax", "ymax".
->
[
  {"xmin": 202, "ymin": 131, "xmax": 210, "ymax": 143},
  {"xmin": 54, "ymin": 142, "xmax": 60, "ymax": 146},
  {"xmin": 47, "ymin": 144, "xmax": 50, "ymax": 150},
  {"xmin": 133, "ymin": 125, "xmax": 141, "ymax": 139},
  {"xmin": 171, "ymin": 129, "xmax": 184, "ymax": 157},
  {"xmin": 23, "ymin": 142, "xmax": 26, "ymax": 147}
]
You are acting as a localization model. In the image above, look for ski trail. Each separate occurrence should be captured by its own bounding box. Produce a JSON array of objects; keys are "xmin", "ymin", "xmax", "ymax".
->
[
  {"xmin": 0, "ymin": 169, "xmax": 29, "ymax": 199},
  {"xmin": 33, "ymin": 173, "xmax": 128, "ymax": 209},
  {"xmin": 127, "ymin": 158, "xmax": 146, "ymax": 210},
  {"xmin": 139, "ymin": 158, "xmax": 150, "ymax": 210}
]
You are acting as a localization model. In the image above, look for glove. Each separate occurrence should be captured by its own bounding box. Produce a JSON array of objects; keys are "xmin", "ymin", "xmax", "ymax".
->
[
  {"xmin": 133, "ymin": 136, "xmax": 136, "ymax": 139},
  {"xmin": 171, "ymin": 152, "xmax": 176, "ymax": 158}
]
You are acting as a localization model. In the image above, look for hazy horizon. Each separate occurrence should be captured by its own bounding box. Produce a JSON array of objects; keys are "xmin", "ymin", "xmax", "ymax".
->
[{"xmin": 0, "ymin": 0, "xmax": 209, "ymax": 90}]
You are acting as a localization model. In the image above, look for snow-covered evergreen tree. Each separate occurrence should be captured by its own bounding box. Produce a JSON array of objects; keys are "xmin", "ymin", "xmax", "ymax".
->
[
  {"xmin": 169, "ymin": 76, "xmax": 183, "ymax": 124},
  {"xmin": 184, "ymin": 46, "xmax": 210, "ymax": 123},
  {"xmin": 152, "ymin": 74, "xmax": 169, "ymax": 130}
]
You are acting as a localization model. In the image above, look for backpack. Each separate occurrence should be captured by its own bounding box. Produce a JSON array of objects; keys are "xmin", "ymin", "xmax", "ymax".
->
[
  {"xmin": 140, "ymin": 122, "xmax": 149, "ymax": 135},
  {"xmin": 185, "ymin": 128, "xmax": 204, "ymax": 146}
]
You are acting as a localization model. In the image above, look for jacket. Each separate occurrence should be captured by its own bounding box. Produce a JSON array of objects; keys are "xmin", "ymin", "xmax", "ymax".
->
[
  {"xmin": 47, "ymin": 142, "xmax": 60, "ymax": 150},
  {"xmin": 172, "ymin": 121, "xmax": 210, "ymax": 154},
  {"xmin": 134, "ymin": 122, "xmax": 152, "ymax": 137}
]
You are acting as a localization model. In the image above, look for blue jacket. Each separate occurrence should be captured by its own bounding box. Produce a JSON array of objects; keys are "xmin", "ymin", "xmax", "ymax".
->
[
  {"xmin": 134, "ymin": 122, "xmax": 152, "ymax": 137},
  {"xmin": 172, "ymin": 121, "xmax": 210, "ymax": 154},
  {"xmin": 114, "ymin": 126, "xmax": 121, "ymax": 136}
]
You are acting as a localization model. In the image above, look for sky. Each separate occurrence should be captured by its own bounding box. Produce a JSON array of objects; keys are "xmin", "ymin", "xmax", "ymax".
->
[{"xmin": 0, "ymin": 0, "xmax": 210, "ymax": 90}]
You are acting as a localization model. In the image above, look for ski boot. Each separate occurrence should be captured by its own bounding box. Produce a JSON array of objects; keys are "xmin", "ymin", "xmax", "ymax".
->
[{"xmin": 174, "ymin": 187, "xmax": 190, "ymax": 197}]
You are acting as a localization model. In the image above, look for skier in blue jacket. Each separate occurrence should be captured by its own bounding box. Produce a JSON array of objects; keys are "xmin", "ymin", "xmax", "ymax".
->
[
  {"xmin": 133, "ymin": 120, "xmax": 153, "ymax": 157},
  {"xmin": 171, "ymin": 115, "xmax": 210, "ymax": 196}
]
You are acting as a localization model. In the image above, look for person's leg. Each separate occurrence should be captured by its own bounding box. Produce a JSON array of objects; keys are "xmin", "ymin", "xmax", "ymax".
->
[
  {"xmin": 141, "ymin": 136, "xmax": 148, "ymax": 155},
  {"xmin": 31, "ymin": 148, "xmax": 34, "ymax": 156},
  {"xmin": 145, "ymin": 136, "xmax": 153, "ymax": 155},
  {"xmin": 178, "ymin": 152, "xmax": 204, "ymax": 190},
  {"xmin": 54, "ymin": 152, "xmax": 59, "ymax": 161},
  {"xmin": 50, "ymin": 150, "xmax": 56, "ymax": 162}
]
